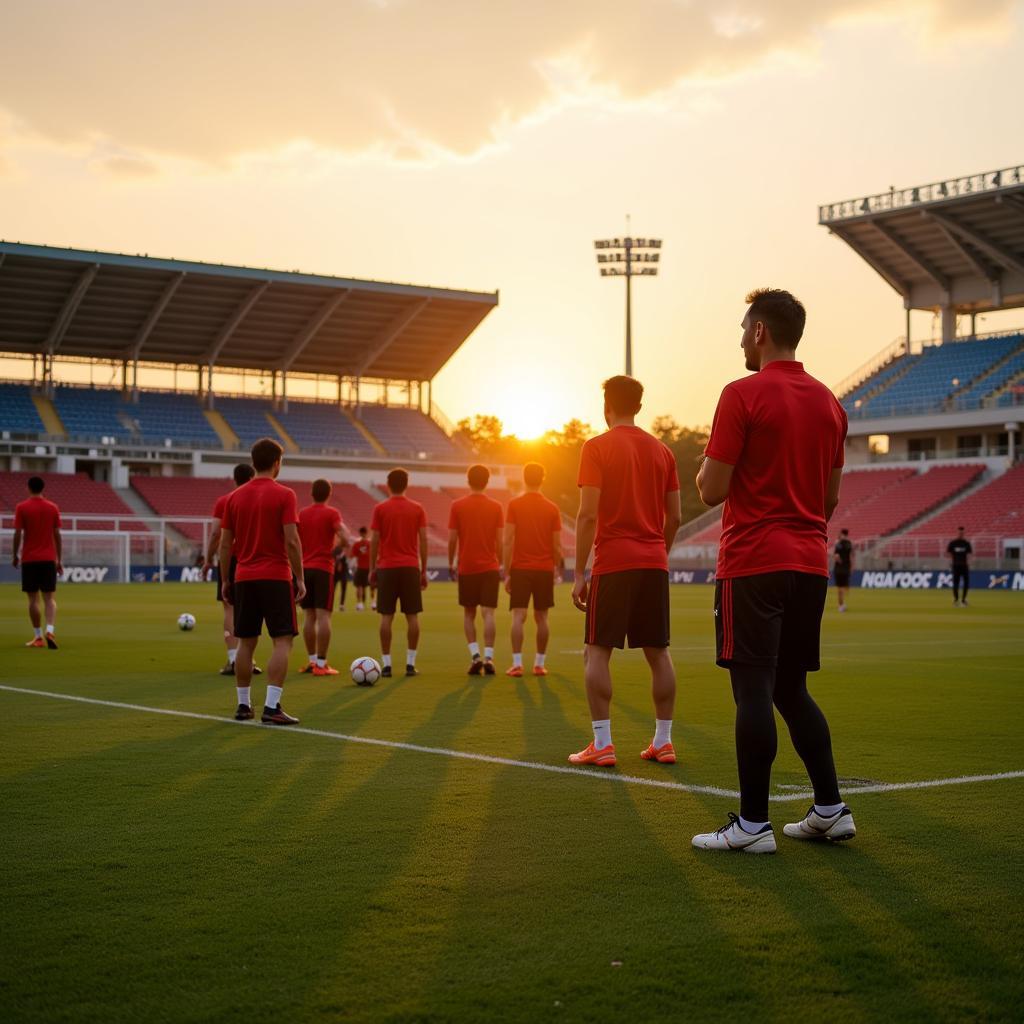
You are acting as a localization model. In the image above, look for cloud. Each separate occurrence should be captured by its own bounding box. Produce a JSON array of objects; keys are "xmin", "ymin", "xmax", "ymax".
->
[{"xmin": 0, "ymin": 0, "xmax": 1015, "ymax": 165}]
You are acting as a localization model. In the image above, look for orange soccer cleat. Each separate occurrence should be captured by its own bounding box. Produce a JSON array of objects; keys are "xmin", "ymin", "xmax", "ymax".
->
[
  {"xmin": 25, "ymin": 636, "xmax": 45, "ymax": 648},
  {"xmin": 640, "ymin": 742, "xmax": 676, "ymax": 764},
  {"xmin": 568, "ymin": 742, "xmax": 616, "ymax": 767},
  {"xmin": 298, "ymin": 662, "xmax": 315, "ymax": 674},
  {"xmin": 506, "ymin": 665, "xmax": 524, "ymax": 677},
  {"xmin": 532, "ymin": 665, "xmax": 548, "ymax": 676},
  {"xmin": 313, "ymin": 664, "xmax": 340, "ymax": 677}
]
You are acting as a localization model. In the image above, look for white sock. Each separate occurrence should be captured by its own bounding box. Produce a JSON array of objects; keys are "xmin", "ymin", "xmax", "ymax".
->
[
  {"xmin": 34, "ymin": 627, "xmax": 42, "ymax": 638},
  {"xmin": 468, "ymin": 642, "xmax": 480, "ymax": 659},
  {"xmin": 308, "ymin": 653, "xmax": 317, "ymax": 664},
  {"xmin": 357, "ymin": 602, "xmax": 364, "ymax": 610},
  {"xmin": 237, "ymin": 686, "xmax": 250, "ymax": 706},
  {"xmin": 654, "ymin": 719, "xmax": 672, "ymax": 747},
  {"xmin": 46, "ymin": 624, "xmax": 55, "ymax": 635},
  {"xmin": 382, "ymin": 654, "xmax": 392, "ymax": 668},
  {"xmin": 484, "ymin": 646, "xmax": 494, "ymax": 660},
  {"xmin": 316, "ymin": 657, "xmax": 326, "ymax": 669},
  {"xmin": 535, "ymin": 653, "xmax": 546, "ymax": 667},
  {"xmin": 407, "ymin": 649, "xmax": 417, "ymax": 666},
  {"xmin": 228, "ymin": 648, "xmax": 238, "ymax": 664},
  {"xmin": 512, "ymin": 652, "xmax": 523, "ymax": 668},
  {"xmin": 814, "ymin": 802, "xmax": 844, "ymax": 818},
  {"xmin": 739, "ymin": 816, "xmax": 769, "ymax": 834},
  {"xmin": 592, "ymin": 720, "xmax": 612, "ymax": 750},
  {"xmin": 265, "ymin": 684, "xmax": 283, "ymax": 709}
]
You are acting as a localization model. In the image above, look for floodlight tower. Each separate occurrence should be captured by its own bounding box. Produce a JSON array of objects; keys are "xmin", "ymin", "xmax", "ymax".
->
[{"xmin": 594, "ymin": 229, "xmax": 662, "ymax": 376}]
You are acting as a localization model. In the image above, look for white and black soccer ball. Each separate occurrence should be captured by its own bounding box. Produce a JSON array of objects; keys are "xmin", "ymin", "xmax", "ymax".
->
[
  {"xmin": 177, "ymin": 613, "xmax": 196, "ymax": 631},
  {"xmin": 350, "ymin": 656, "xmax": 381, "ymax": 686}
]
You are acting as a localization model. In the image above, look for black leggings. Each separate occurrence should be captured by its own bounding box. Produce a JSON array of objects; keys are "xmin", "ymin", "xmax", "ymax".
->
[
  {"xmin": 952, "ymin": 567, "xmax": 969, "ymax": 600},
  {"xmin": 730, "ymin": 664, "xmax": 841, "ymax": 822}
]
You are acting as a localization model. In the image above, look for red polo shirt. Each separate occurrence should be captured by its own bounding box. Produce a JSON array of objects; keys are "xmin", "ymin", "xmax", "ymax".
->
[
  {"xmin": 14, "ymin": 496, "xmax": 61, "ymax": 563},
  {"xmin": 706, "ymin": 360, "xmax": 848, "ymax": 579},
  {"xmin": 507, "ymin": 491, "xmax": 563, "ymax": 571},
  {"xmin": 577, "ymin": 426, "xmax": 679, "ymax": 575},
  {"xmin": 222, "ymin": 476, "xmax": 299, "ymax": 582},
  {"xmin": 299, "ymin": 502, "xmax": 343, "ymax": 573},
  {"xmin": 349, "ymin": 537, "xmax": 371, "ymax": 570},
  {"xmin": 448, "ymin": 493, "xmax": 504, "ymax": 575},
  {"xmin": 371, "ymin": 495, "xmax": 427, "ymax": 569}
]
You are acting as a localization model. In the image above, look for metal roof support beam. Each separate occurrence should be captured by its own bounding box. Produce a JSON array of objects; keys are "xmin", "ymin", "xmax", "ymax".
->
[
  {"xmin": 931, "ymin": 220, "xmax": 999, "ymax": 283},
  {"xmin": 46, "ymin": 263, "xmax": 99, "ymax": 354},
  {"xmin": 357, "ymin": 298, "xmax": 431, "ymax": 376},
  {"xmin": 870, "ymin": 221, "xmax": 950, "ymax": 293},
  {"xmin": 279, "ymin": 289, "xmax": 352, "ymax": 372},
  {"xmin": 203, "ymin": 280, "xmax": 270, "ymax": 366},
  {"xmin": 830, "ymin": 228, "xmax": 909, "ymax": 299},
  {"xmin": 128, "ymin": 272, "xmax": 185, "ymax": 361},
  {"xmin": 928, "ymin": 211, "xmax": 1024, "ymax": 279}
]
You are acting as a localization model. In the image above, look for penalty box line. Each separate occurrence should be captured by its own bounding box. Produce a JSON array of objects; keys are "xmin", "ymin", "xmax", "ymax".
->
[{"xmin": 3, "ymin": 684, "xmax": 1023, "ymax": 804}]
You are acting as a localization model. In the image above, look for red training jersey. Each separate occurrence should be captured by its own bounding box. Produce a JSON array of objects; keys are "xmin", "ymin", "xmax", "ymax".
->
[
  {"xmin": 222, "ymin": 477, "xmax": 299, "ymax": 582},
  {"xmin": 577, "ymin": 426, "xmax": 679, "ymax": 576},
  {"xmin": 507, "ymin": 491, "xmax": 562, "ymax": 572},
  {"xmin": 371, "ymin": 495, "xmax": 427, "ymax": 570},
  {"xmin": 299, "ymin": 502, "xmax": 343, "ymax": 573},
  {"xmin": 706, "ymin": 360, "xmax": 848, "ymax": 580},
  {"xmin": 14, "ymin": 496, "xmax": 61, "ymax": 563},
  {"xmin": 448, "ymin": 493, "xmax": 504, "ymax": 575},
  {"xmin": 349, "ymin": 537, "xmax": 371, "ymax": 570}
]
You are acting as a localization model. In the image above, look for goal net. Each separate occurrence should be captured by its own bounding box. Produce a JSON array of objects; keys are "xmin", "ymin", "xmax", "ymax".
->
[{"xmin": 0, "ymin": 529, "xmax": 162, "ymax": 584}]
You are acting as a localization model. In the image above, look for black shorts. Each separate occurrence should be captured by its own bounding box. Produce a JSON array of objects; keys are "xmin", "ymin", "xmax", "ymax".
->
[
  {"xmin": 353, "ymin": 567, "xmax": 371, "ymax": 588},
  {"xmin": 335, "ymin": 560, "xmax": 350, "ymax": 583},
  {"xmin": 458, "ymin": 570, "xmax": 500, "ymax": 609},
  {"xmin": 22, "ymin": 560, "xmax": 57, "ymax": 593},
  {"xmin": 833, "ymin": 567, "xmax": 850, "ymax": 588},
  {"xmin": 232, "ymin": 579, "xmax": 298, "ymax": 639},
  {"xmin": 509, "ymin": 569, "xmax": 555, "ymax": 610},
  {"xmin": 715, "ymin": 571, "xmax": 827, "ymax": 671},
  {"xmin": 377, "ymin": 567, "xmax": 422, "ymax": 615},
  {"xmin": 300, "ymin": 568, "xmax": 335, "ymax": 611},
  {"xmin": 215, "ymin": 556, "xmax": 238, "ymax": 603},
  {"xmin": 584, "ymin": 569, "xmax": 670, "ymax": 649}
]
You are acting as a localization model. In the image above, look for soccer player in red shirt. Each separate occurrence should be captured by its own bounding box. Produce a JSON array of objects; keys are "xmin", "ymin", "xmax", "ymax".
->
[
  {"xmin": 203, "ymin": 462, "xmax": 255, "ymax": 675},
  {"xmin": 219, "ymin": 438, "xmax": 306, "ymax": 725},
  {"xmin": 503, "ymin": 462, "xmax": 563, "ymax": 677},
  {"xmin": 297, "ymin": 479, "xmax": 350, "ymax": 677},
  {"xmin": 569, "ymin": 376, "xmax": 682, "ymax": 767},
  {"xmin": 449, "ymin": 464, "xmax": 505, "ymax": 676},
  {"xmin": 691, "ymin": 288, "xmax": 855, "ymax": 854},
  {"xmin": 370, "ymin": 468, "xmax": 428, "ymax": 678},
  {"xmin": 349, "ymin": 526, "xmax": 373, "ymax": 610},
  {"xmin": 12, "ymin": 476, "xmax": 63, "ymax": 649}
]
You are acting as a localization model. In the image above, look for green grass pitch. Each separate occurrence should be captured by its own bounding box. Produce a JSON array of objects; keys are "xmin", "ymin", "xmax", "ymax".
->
[{"xmin": 2, "ymin": 582, "xmax": 1022, "ymax": 1023}]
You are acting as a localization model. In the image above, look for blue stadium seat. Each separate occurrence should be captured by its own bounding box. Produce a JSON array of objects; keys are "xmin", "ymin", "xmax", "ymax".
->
[
  {"xmin": 214, "ymin": 397, "xmax": 281, "ymax": 450},
  {"xmin": 357, "ymin": 406, "xmax": 461, "ymax": 457},
  {"xmin": 53, "ymin": 387, "xmax": 128, "ymax": 442},
  {"xmin": 274, "ymin": 401, "xmax": 373, "ymax": 455},
  {"xmin": 123, "ymin": 391, "xmax": 221, "ymax": 448},
  {"xmin": 0, "ymin": 383, "xmax": 46, "ymax": 435}
]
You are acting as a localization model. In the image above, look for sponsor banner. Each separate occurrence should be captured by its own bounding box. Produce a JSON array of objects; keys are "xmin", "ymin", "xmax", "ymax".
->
[{"xmin": 854, "ymin": 569, "xmax": 1024, "ymax": 591}]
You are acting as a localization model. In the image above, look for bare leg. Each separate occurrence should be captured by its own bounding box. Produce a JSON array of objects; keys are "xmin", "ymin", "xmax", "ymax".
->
[
  {"xmin": 235, "ymin": 636, "xmax": 258, "ymax": 688},
  {"xmin": 482, "ymin": 607, "xmax": 496, "ymax": 649},
  {"xmin": 463, "ymin": 606, "xmax": 478, "ymax": 645},
  {"xmin": 643, "ymin": 646, "xmax": 676, "ymax": 719},
  {"xmin": 583, "ymin": 644, "xmax": 614, "ymax": 720},
  {"xmin": 266, "ymin": 635, "xmax": 292, "ymax": 685},
  {"xmin": 223, "ymin": 603, "xmax": 237, "ymax": 653},
  {"xmin": 315, "ymin": 608, "xmax": 332, "ymax": 660},
  {"xmin": 302, "ymin": 608, "xmax": 317, "ymax": 657},
  {"xmin": 380, "ymin": 614, "xmax": 394, "ymax": 656},
  {"xmin": 26, "ymin": 592, "xmax": 41, "ymax": 629},
  {"xmin": 510, "ymin": 609, "xmax": 526, "ymax": 654},
  {"xmin": 534, "ymin": 609, "xmax": 549, "ymax": 654},
  {"xmin": 407, "ymin": 613, "xmax": 420, "ymax": 653},
  {"xmin": 43, "ymin": 592, "xmax": 57, "ymax": 629}
]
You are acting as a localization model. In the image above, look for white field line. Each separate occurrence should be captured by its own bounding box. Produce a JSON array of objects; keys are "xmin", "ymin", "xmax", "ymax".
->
[
  {"xmin": 2, "ymin": 684, "xmax": 1023, "ymax": 804},
  {"xmin": 562, "ymin": 638, "xmax": 1024, "ymax": 655}
]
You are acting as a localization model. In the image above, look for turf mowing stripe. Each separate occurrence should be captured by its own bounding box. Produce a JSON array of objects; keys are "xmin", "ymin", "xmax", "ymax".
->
[{"xmin": 3, "ymin": 684, "xmax": 1023, "ymax": 803}]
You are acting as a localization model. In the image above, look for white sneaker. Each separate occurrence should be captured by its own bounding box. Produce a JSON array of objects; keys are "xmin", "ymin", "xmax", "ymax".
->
[
  {"xmin": 356, "ymin": 603, "xmax": 364, "ymax": 611},
  {"xmin": 692, "ymin": 813, "xmax": 777, "ymax": 854},
  {"xmin": 783, "ymin": 805, "xmax": 857, "ymax": 842}
]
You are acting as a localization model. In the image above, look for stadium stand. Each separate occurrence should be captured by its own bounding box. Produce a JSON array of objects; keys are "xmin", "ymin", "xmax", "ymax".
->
[
  {"xmin": 0, "ymin": 471, "xmax": 134, "ymax": 526},
  {"xmin": 274, "ymin": 401, "xmax": 373, "ymax": 455},
  {"xmin": 958, "ymin": 349, "xmax": 1024, "ymax": 405},
  {"xmin": 0, "ymin": 383, "xmax": 46, "ymax": 435},
  {"xmin": 214, "ymin": 397, "xmax": 283, "ymax": 450},
  {"xmin": 52, "ymin": 387, "xmax": 128, "ymax": 443},
  {"xmin": 358, "ymin": 406, "xmax": 462, "ymax": 457},
  {"xmin": 282, "ymin": 481, "xmax": 380, "ymax": 531},
  {"xmin": 840, "ymin": 356, "xmax": 911, "ymax": 408},
  {"xmin": 130, "ymin": 476, "xmax": 232, "ymax": 543},
  {"xmin": 126, "ymin": 391, "xmax": 221, "ymax": 448}
]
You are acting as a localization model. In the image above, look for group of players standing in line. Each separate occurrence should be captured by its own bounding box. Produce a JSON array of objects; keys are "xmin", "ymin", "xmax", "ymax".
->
[{"xmin": 8, "ymin": 287, "xmax": 981, "ymax": 852}]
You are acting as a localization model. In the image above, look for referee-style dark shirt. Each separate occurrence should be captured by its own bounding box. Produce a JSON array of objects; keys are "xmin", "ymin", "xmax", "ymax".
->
[
  {"xmin": 947, "ymin": 538, "xmax": 972, "ymax": 567},
  {"xmin": 834, "ymin": 538, "xmax": 852, "ymax": 569}
]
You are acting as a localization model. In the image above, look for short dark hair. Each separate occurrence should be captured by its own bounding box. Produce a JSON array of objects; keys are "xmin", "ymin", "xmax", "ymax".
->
[
  {"xmin": 958, "ymin": 525, "xmax": 965, "ymax": 531},
  {"xmin": 27, "ymin": 475, "xmax": 45, "ymax": 494},
  {"xmin": 387, "ymin": 467, "xmax": 409, "ymax": 494},
  {"xmin": 359, "ymin": 526, "xmax": 367, "ymax": 535},
  {"xmin": 745, "ymin": 288, "xmax": 806, "ymax": 349},
  {"xmin": 251, "ymin": 437, "xmax": 284, "ymax": 472},
  {"xmin": 311, "ymin": 478, "xmax": 331, "ymax": 503},
  {"xmin": 603, "ymin": 375, "xmax": 644, "ymax": 416},
  {"xmin": 840, "ymin": 528, "xmax": 849, "ymax": 536},
  {"xmin": 467, "ymin": 464, "xmax": 490, "ymax": 490},
  {"xmin": 523, "ymin": 462, "xmax": 545, "ymax": 488},
  {"xmin": 233, "ymin": 463, "xmax": 255, "ymax": 487}
]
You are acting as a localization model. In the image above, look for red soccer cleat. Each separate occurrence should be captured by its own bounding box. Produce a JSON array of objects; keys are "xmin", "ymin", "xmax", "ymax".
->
[
  {"xmin": 532, "ymin": 665, "xmax": 548, "ymax": 677},
  {"xmin": 25, "ymin": 636, "xmax": 44, "ymax": 648},
  {"xmin": 568, "ymin": 742, "xmax": 616, "ymax": 767},
  {"xmin": 506, "ymin": 665, "xmax": 524, "ymax": 677},
  {"xmin": 313, "ymin": 664, "xmax": 340, "ymax": 677},
  {"xmin": 640, "ymin": 742, "xmax": 676, "ymax": 764}
]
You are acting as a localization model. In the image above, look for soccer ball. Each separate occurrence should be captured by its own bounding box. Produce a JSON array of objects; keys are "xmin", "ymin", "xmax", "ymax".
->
[
  {"xmin": 350, "ymin": 656, "xmax": 381, "ymax": 686},
  {"xmin": 177, "ymin": 613, "xmax": 196, "ymax": 631}
]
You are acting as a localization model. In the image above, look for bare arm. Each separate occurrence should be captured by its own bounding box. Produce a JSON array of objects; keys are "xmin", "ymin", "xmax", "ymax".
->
[
  {"xmin": 217, "ymin": 527, "xmax": 234, "ymax": 601},
  {"xmin": 204, "ymin": 522, "xmax": 222, "ymax": 569},
  {"xmin": 696, "ymin": 457, "xmax": 734, "ymax": 508},
  {"xmin": 663, "ymin": 489, "xmax": 682, "ymax": 552},
  {"xmin": 369, "ymin": 531, "xmax": 380, "ymax": 575},
  {"xmin": 825, "ymin": 467, "xmax": 843, "ymax": 522},
  {"xmin": 419, "ymin": 526, "xmax": 429, "ymax": 587},
  {"xmin": 284, "ymin": 523, "xmax": 306, "ymax": 601},
  {"xmin": 448, "ymin": 529, "xmax": 459, "ymax": 574},
  {"xmin": 552, "ymin": 529, "xmax": 564, "ymax": 583},
  {"xmin": 502, "ymin": 523, "xmax": 515, "ymax": 578},
  {"xmin": 11, "ymin": 527, "xmax": 22, "ymax": 567},
  {"xmin": 573, "ymin": 486, "xmax": 600, "ymax": 611},
  {"xmin": 53, "ymin": 527, "xmax": 62, "ymax": 573}
]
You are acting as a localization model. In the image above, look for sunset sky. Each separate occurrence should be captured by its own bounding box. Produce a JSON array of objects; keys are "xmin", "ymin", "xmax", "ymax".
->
[{"xmin": 1, "ymin": 0, "xmax": 1023, "ymax": 438}]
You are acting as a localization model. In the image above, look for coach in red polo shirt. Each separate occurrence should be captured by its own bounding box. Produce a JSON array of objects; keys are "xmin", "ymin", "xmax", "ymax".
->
[
  {"xmin": 691, "ymin": 288, "xmax": 855, "ymax": 855},
  {"xmin": 219, "ymin": 438, "xmax": 305, "ymax": 726}
]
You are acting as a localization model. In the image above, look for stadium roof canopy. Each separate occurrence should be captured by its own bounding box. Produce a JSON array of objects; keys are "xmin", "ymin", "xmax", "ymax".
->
[
  {"xmin": 0, "ymin": 241, "xmax": 498, "ymax": 380},
  {"xmin": 819, "ymin": 164, "xmax": 1024, "ymax": 325}
]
